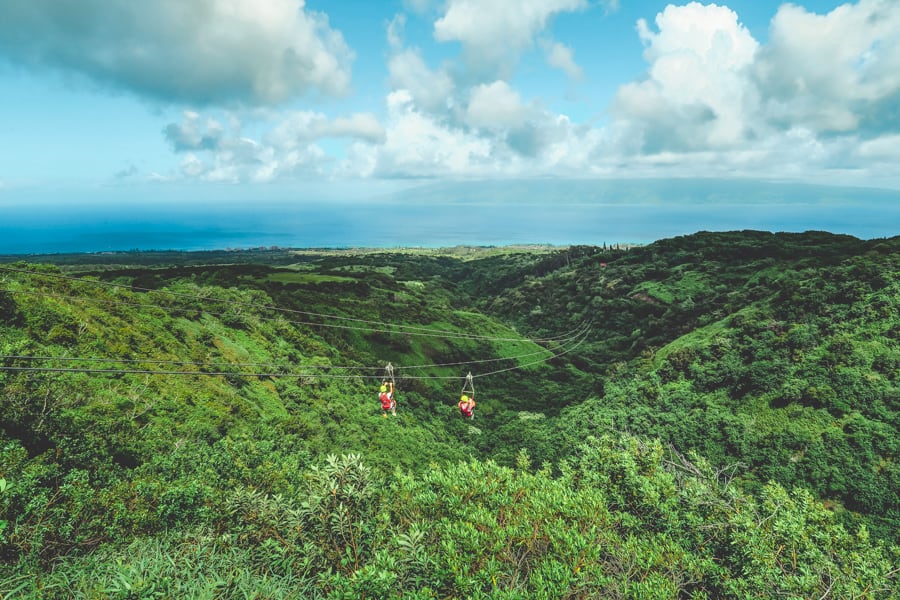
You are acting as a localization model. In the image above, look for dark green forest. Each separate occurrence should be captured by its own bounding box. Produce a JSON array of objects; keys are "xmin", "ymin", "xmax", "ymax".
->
[{"xmin": 0, "ymin": 231, "xmax": 897, "ymax": 598}]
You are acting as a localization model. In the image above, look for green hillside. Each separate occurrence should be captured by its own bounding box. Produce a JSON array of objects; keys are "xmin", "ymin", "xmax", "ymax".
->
[
  {"xmin": 0, "ymin": 232, "xmax": 897, "ymax": 598},
  {"xmin": 472, "ymin": 231, "xmax": 900, "ymax": 540}
]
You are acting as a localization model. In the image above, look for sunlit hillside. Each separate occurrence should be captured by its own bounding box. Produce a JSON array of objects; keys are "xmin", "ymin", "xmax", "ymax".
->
[{"xmin": 1, "ymin": 231, "xmax": 897, "ymax": 598}]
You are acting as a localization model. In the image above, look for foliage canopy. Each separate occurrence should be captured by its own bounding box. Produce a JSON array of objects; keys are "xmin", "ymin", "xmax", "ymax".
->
[{"xmin": 0, "ymin": 231, "xmax": 898, "ymax": 597}]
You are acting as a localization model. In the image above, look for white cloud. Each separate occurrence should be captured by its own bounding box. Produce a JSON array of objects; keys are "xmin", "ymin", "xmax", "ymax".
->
[
  {"xmin": 368, "ymin": 90, "xmax": 496, "ymax": 177},
  {"xmin": 858, "ymin": 134, "xmax": 900, "ymax": 161},
  {"xmin": 346, "ymin": 84, "xmax": 621, "ymax": 178},
  {"xmin": 381, "ymin": 2, "xmax": 599, "ymax": 171},
  {"xmin": 0, "ymin": 0, "xmax": 353, "ymax": 106},
  {"xmin": 388, "ymin": 48, "xmax": 456, "ymax": 114},
  {"xmin": 542, "ymin": 40, "xmax": 583, "ymax": 80},
  {"xmin": 268, "ymin": 112, "xmax": 386, "ymax": 147},
  {"xmin": 164, "ymin": 111, "xmax": 226, "ymax": 152},
  {"xmin": 613, "ymin": 2, "xmax": 759, "ymax": 151},
  {"xmin": 434, "ymin": 0, "xmax": 587, "ymax": 74},
  {"xmin": 387, "ymin": 14, "xmax": 407, "ymax": 50},
  {"xmin": 180, "ymin": 154, "xmax": 206, "ymax": 178},
  {"xmin": 162, "ymin": 109, "xmax": 384, "ymax": 182},
  {"xmin": 88, "ymin": 0, "xmax": 900, "ymax": 189},
  {"xmin": 595, "ymin": 0, "xmax": 900, "ymax": 188},
  {"xmin": 327, "ymin": 114, "xmax": 387, "ymax": 144},
  {"xmin": 754, "ymin": 0, "xmax": 900, "ymax": 134},
  {"xmin": 466, "ymin": 81, "xmax": 529, "ymax": 129},
  {"xmin": 386, "ymin": 13, "xmax": 456, "ymax": 115}
]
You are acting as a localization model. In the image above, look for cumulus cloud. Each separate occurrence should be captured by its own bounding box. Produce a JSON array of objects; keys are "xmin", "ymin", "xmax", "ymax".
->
[
  {"xmin": 164, "ymin": 111, "xmax": 227, "ymax": 152},
  {"xmin": 268, "ymin": 112, "xmax": 386, "ymax": 146},
  {"xmin": 466, "ymin": 81, "xmax": 530, "ymax": 130},
  {"xmin": 386, "ymin": 13, "xmax": 456, "ymax": 114},
  {"xmin": 343, "ymin": 84, "xmax": 617, "ymax": 178},
  {"xmin": 462, "ymin": 81, "xmax": 573, "ymax": 158},
  {"xmin": 388, "ymin": 48, "xmax": 456, "ymax": 114},
  {"xmin": 754, "ymin": 0, "xmax": 900, "ymax": 135},
  {"xmin": 46, "ymin": 0, "xmax": 896, "ymax": 189},
  {"xmin": 180, "ymin": 154, "xmax": 207, "ymax": 179},
  {"xmin": 434, "ymin": 0, "xmax": 587, "ymax": 74},
  {"xmin": 154, "ymin": 0, "xmax": 900, "ymax": 189},
  {"xmin": 599, "ymin": 0, "xmax": 900, "ymax": 187},
  {"xmin": 542, "ymin": 40, "xmax": 583, "ymax": 80},
  {"xmin": 465, "ymin": 81, "xmax": 549, "ymax": 157},
  {"xmin": 613, "ymin": 2, "xmax": 759, "ymax": 152},
  {"xmin": 366, "ymin": 90, "xmax": 497, "ymax": 178},
  {"xmin": 161, "ymin": 109, "xmax": 384, "ymax": 182},
  {"xmin": 379, "ymin": 3, "xmax": 597, "ymax": 172},
  {"xmin": 376, "ymin": 0, "xmax": 900, "ymax": 186},
  {"xmin": 0, "ymin": 0, "xmax": 353, "ymax": 106},
  {"xmin": 858, "ymin": 134, "xmax": 900, "ymax": 161}
]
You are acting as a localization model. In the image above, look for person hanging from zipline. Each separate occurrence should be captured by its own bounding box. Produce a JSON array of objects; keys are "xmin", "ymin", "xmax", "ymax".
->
[
  {"xmin": 379, "ymin": 380, "xmax": 396, "ymax": 417},
  {"xmin": 458, "ymin": 371, "xmax": 476, "ymax": 419},
  {"xmin": 379, "ymin": 363, "xmax": 397, "ymax": 417},
  {"xmin": 458, "ymin": 393, "xmax": 475, "ymax": 419}
]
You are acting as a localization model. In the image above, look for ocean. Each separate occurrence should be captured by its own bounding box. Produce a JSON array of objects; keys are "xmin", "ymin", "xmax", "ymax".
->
[{"xmin": 1, "ymin": 180, "xmax": 898, "ymax": 254}]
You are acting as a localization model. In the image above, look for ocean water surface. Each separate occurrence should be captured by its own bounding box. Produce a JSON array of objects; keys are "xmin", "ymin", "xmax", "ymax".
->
[{"xmin": 2, "ymin": 180, "xmax": 898, "ymax": 254}]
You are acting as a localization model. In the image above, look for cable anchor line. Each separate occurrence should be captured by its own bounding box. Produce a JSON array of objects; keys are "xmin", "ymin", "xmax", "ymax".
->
[
  {"xmin": 461, "ymin": 371, "xmax": 475, "ymax": 397},
  {"xmin": 0, "ymin": 265, "xmax": 579, "ymax": 344},
  {"xmin": 0, "ymin": 322, "xmax": 591, "ymax": 380},
  {"xmin": 0, "ymin": 326, "xmax": 590, "ymax": 381}
]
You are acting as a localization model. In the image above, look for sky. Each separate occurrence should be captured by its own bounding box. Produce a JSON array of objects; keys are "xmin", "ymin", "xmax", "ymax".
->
[{"xmin": 1, "ymin": 0, "xmax": 899, "ymax": 208}]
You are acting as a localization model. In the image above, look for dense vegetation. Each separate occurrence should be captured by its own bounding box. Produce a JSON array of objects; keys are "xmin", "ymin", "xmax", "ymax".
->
[{"xmin": 0, "ymin": 231, "xmax": 897, "ymax": 598}]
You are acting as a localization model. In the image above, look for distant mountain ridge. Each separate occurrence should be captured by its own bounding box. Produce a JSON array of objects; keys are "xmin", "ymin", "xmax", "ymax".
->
[{"xmin": 385, "ymin": 177, "xmax": 900, "ymax": 205}]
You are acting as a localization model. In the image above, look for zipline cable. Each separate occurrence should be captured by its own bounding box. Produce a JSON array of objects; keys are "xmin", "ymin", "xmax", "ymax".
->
[
  {"xmin": 0, "ymin": 322, "xmax": 588, "ymax": 374},
  {"xmin": 396, "ymin": 322, "xmax": 592, "ymax": 370},
  {"xmin": 1, "ymin": 266, "xmax": 576, "ymax": 343},
  {"xmin": 1, "ymin": 285, "xmax": 585, "ymax": 346},
  {"xmin": 0, "ymin": 264, "xmax": 593, "ymax": 384},
  {"xmin": 0, "ymin": 324, "xmax": 584, "ymax": 372},
  {"xmin": 1, "ymin": 355, "xmax": 383, "ymax": 371},
  {"xmin": 472, "ymin": 326, "xmax": 591, "ymax": 378},
  {"xmin": 0, "ymin": 327, "xmax": 591, "ymax": 381},
  {"xmin": 5, "ymin": 290, "xmax": 591, "ymax": 370}
]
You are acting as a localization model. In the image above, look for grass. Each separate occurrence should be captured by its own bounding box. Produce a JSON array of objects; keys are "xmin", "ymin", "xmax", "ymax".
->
[{"xmin": 262, "ymin": 272, "xmax": 355, "ymax": 284}]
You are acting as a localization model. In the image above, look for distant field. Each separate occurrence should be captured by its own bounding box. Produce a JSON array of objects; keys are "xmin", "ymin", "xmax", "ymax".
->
[
  {"xmin": 0, "ymin": 244, "xmax": 567, "ymax": 271},
  {"xmin": 286, "ymin": 244, "xmax": 565, "ymax": 260},
  {"xmin": 262, "ymin": 272, "xmax": 356, "ymax": 284}
]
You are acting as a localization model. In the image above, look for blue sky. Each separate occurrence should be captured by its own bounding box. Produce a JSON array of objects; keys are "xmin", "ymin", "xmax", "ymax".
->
[{"xmin": 1, "ymin": 0, "xmax": 899, "ymax": 206}]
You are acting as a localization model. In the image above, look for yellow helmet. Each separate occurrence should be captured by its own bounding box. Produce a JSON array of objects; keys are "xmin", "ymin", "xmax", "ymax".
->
[{"xmin": 460, "ymin": 395, "xmax": 468, "ymax": 402}]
